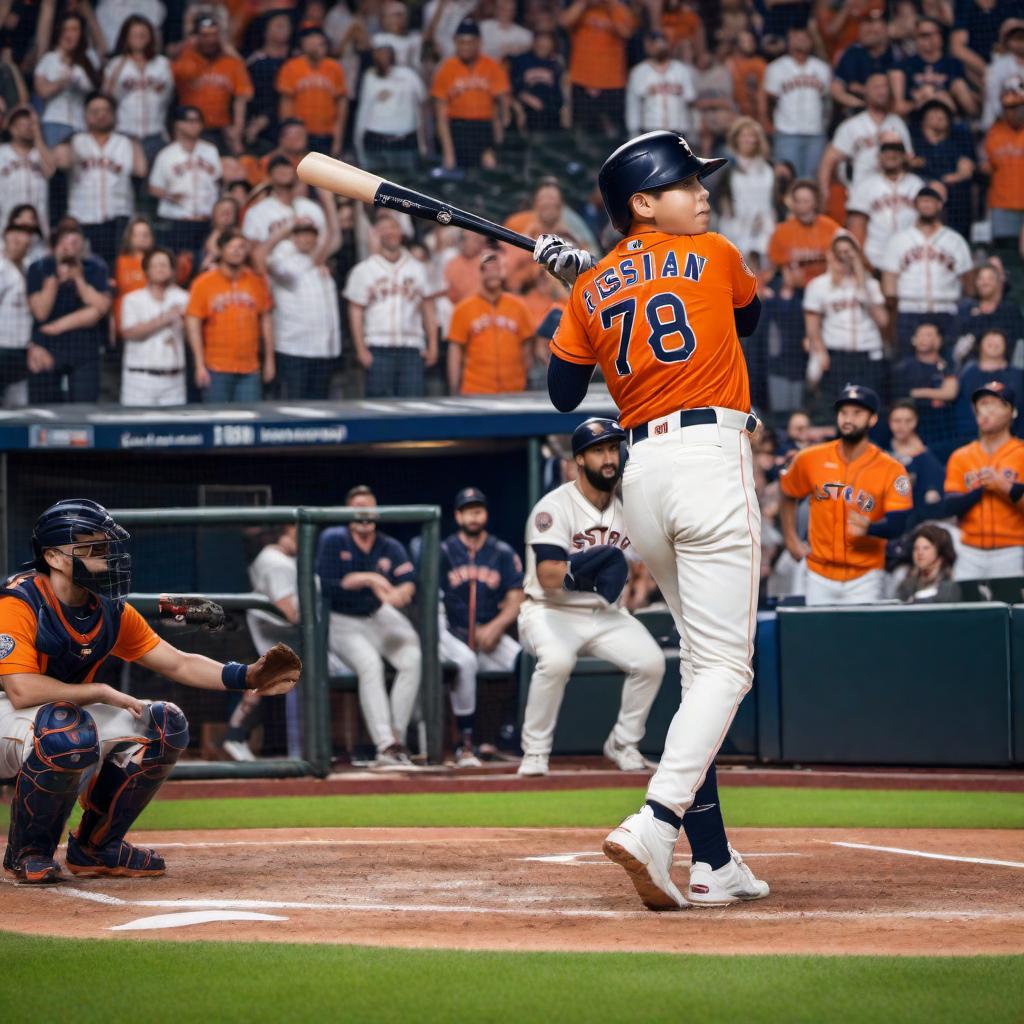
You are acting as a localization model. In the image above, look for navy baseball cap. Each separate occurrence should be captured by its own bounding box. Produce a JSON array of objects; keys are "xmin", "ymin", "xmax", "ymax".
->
[
  {"xmin": 455, "ymin": 18, "xmax": 480, "ymax": 36},
  {"xmin": 454, "ymin": 487, "xmax": 487, "ymax": 510},
  {"xmin": 834, "ymin": 384, "xmax": 880, "ymax": 414},
  {"xmin": 972, "ymin": 380, "xmax": 1017, "ymax": 408}
]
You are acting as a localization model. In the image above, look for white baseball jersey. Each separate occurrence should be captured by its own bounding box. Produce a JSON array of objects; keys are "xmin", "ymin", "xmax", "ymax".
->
[
  {"xmin": 343, "ymin": 251, "xmax": 429, "ymax": 349},
  {"xmin": 242, "ymin": 195, "xmax": 326, "ymax": 263},
  {"xmin": 480, "ymin": 19, "xmax": 533, "ymax": 60},
  {"xmin": 0, "ymin": 144, "xmax": 50, "ymax": 232},
  {"xmin": 106, "ymin": 54, "xmax": 174, "ymax": 140},
  {"xmin": 148, "ymin": 140, "xmax": 222, "ymax": 220},
  {"xmin": 802, "ymin": 272, "xmax": 885, "ymax": 355},
  {"xmin": 763, "ymin": 54, "xmax": 831, "ymax": 135},
  {"xmin": 371, "ymin": 30, "xmax": 424, "ymax": 73},
  {"xmin": 36, "ymin": 51, "xmax": 93, "ymax": 129},
  {"xmin": 878, "ymin": 224, "xmax": 972, "ymax": 314},
  {"xmin": 523, "ymin": 481, "xmax": 631, "ymax": 610},
  {"xmin": 422, "ymin": 0, "xmax": 477, "ymax": 57},
  {"xmin": 246, "ymin": 544, "xmax": 299, "ymax": 653},
  {"xmin": 267, "ymin": 248, "xmax": 342, "ymax": 358},
  {"xmin": 845, "ymin": 170, "xmax": 924, "ymax": 268},
  {"xmin": 120, "ymin": 284, "xmax": 188, "ymax": 370},
  {"xmin": 354, "ymin": 66, "xmax": 425, "ymax": 143},
  {"xmin": 831, "ymin": 110, "xmax": 913, "ymax": 187},
  {"xmin": 716, "ymin": 157, "xmax": 776, "ymax": 257},
  {"xmin": 0, "ymin": 255, "xmax": 30, "ymax": 350},
  {"xmin": 626, "ymin": 59, "xmax": 698, "ymax": 135},
  {"xmin": 67, "ymin": 131, "xmax": 135, "ymax": 224}
]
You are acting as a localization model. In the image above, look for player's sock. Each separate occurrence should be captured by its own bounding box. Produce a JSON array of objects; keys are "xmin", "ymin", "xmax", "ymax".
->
[
  {"xmin": 682, "ymin": 764, "xmax": 730, "ymax": 870},
  {"xmin": 225, "ymin": 725, "xmax": 247, "ymax": 742},
  {"xmin": 456, "ymin": 714, "xmax": 475, "ymax": 733},
  {"xmin": 645, "ymin": 799, "xmax": 683, "ymax": 831}
]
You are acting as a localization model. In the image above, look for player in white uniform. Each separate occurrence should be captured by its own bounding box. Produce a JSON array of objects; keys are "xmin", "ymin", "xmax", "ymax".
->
[
  {"xmin": 518, "ymin": 419, "xmax": 665, "ymax": 777},
  {"xmin": 625, "ymin": 32, "xmax": 698, "ymax": 137}
]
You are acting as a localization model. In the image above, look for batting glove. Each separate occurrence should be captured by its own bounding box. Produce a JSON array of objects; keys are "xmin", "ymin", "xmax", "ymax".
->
[{"xmin": 533, "ymin": 233, "xmax": 595, "ymax": 287}]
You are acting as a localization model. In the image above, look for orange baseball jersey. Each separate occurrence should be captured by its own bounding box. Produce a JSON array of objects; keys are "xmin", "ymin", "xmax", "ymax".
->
[
  {"xmin": 276, "ymin": 56, "xmax": 346, "ymax": 136},
  {"xmin": 114, "ymin": 252, "xmax": 145, "ymax": 331},
  {"xmin": 767, "ymin": 214, "xmax": 842, "ymax": 287},
  {"xmin": 551, "ymin": 229, "xmax": 757, "ymax": 429},
  {"xmin": 172, "ymin": 49, "xmax": 254, "ymax": 128},
  {"xmin": 186, "ymin": 266, "xmax": 272, "ymax": 374},
  {"xmin": 944, "ymin": 438, "xmax": 1024, "ymax": 549},
  {"xmin": 448, "ymin": 291, "xmax": 534, "ymax": 394},
  {"xmin": 568, "ymin": 2, "xmax": 635, "ymax": 90},
  {"xmin": 431, "ymin": 56, "xmax": 510, "ymax": 121},
  {"xmin": 984, "ymin": 120, "xmax": 1024, "ymax": 212},
  {"xmin": 779, "ymin": 440, "xmax": 913, "ymax": 581}
]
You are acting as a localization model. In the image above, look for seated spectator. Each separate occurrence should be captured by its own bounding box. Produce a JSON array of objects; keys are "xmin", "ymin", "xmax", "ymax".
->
[
  {"xmin": 888, "ymin": 399, "xmax": 947, "ymax": 522},
  {"xmin": 890, "ymin": 16, "xmax": 977, "ymax": 119},
  {"xmin": 878, "ymin": 182, "xmax": 973, "ymax": 357},
  {"xmin": 34, "ymin": 11, "xmax": 101, "ymax": 147},
  {"xmin": 726, "ymin": 30, "xmax": 766, "ymax": 121},
  {"xmin": 277, "ymin": 26, "xmax": 347, "ymax": 156},
  {"xmin": 776, "ymin": 409, "xmax": 811, "ymax": 458},
  {"xmin": 981, "ymin": 80, "xmax": 1024, "ymax": 257},
  {"xmin": 26, "ymin": 221, "xmax": 111, "ymax": 404},
  {"xmin": 113, "ymin": 216, "xmax": 154, "ymax": 332},
  {"xmin": 185, "ymin": 229, "xmax": 275, "ymax": 403},
  {"xmin": 764, "ymin": 179, "xmax": 841, "ymax": 289},
  {"xmin": 896, "ymin": 524, "xmax": 961, "ymax": 602},
  {"xmin": 0, "ymin": 218, "xmax": 35, "ymax": 407},
  {"xmin": 0, "ymin": 108, "xmax": 55, "ymax": 234},
  {"xmin": 831, "ymin": 11, "xmax": 898, "ymax": 113},
  {"xmin": 317, "ymin": 484, "xmax": 421, "ymax": 768},
  {"xmin": 909, "ymin": 99, "xmax": 976, "ymax": 238},
  {"xmin": 119, "ymin": 247, "xmax": 188, "ymax": 407},
  {"xmin": 510, "ymin": 30, "xmax": 566, "ymax": 134},
  {"xmin": 626, "ymin": 30, "xmax": 697, "ymax": 137},
  {"xmin": 714, "ymin": 118, "xmax": 776, "ymax": 259},
  {"xmin": 983, "ymin": 18, "xmax": 1024, "ymax": 128},
  {"xmin": 954, "ymin": 262, "xmax": 1024, "ymax": 367},
  {"xmin": 244, "ymin": 10, "xmax": 293, "ymax": 151},
  {"xmin": 432, "ymin": 19, "xmax": 509, "ymax": 171},
  {"xmin": 447, "ymin": 250, "xmax": 534, "ymax": 396},
  {"xmin": 950, "ymin": 0, "xmax": 1018, "ymax": 90},
  {"xmin": 954, "ymin": 329, "xmax": 1024, "ymax": 440},
  {"xmin": 893, "ymin": 322, "xmax": 958, "ymax": 449},
  {"xmin": 480, "ymin": 0, "xmax": 532, "ymax": 61}
]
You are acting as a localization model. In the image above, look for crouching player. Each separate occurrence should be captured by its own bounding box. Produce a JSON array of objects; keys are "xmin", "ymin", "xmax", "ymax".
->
[{"xmin": 0, "ymin": 499, "xmax": 300, "ymax": 884}]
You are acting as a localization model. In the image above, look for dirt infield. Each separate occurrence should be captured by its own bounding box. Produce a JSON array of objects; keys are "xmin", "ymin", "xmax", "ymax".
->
[{"xmin": 3, "ymin": 826, "xmax": 1023, "ymax": 955}]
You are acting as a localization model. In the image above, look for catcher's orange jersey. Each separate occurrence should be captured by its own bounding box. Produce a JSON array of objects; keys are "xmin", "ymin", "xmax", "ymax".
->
[
  {"xmin": 944, "ymin": 438, "xmax": 1024, "ymax": 549},
  {"xmin": 779, "ymin": 440, "xmax": 913, "ymax": 581},
  {"xmin": 551, "ymin": 229, "xmax": 757, "ymax": 429}
]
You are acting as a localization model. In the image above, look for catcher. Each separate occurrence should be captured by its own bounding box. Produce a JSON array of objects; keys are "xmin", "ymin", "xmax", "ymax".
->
[{"xmin": 0, "ymin": 499, "xmax": 301, "ymax": 884}]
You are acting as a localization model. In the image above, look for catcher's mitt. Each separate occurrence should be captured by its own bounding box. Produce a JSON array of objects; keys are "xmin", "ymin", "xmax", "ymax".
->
[
  {"xmin": 158, "ymin": 595, "xmax": 226, "ymax": 631},
  {"xmin": 247, "ymin": 642, "xmax": 302, "ymax": 695}
]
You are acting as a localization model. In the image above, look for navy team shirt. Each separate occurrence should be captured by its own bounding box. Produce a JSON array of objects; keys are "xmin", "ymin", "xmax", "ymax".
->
[
  {"xmin": 440, "ymin": 533, "xmax": 524, "ymax": 646},
  {"xmin": 317, "ymin": 526, "xmax": 416, "ymax": 617}
]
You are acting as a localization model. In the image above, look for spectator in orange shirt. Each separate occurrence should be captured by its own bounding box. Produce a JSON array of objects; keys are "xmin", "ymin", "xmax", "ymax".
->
[
  {"xmin": 172, "ymin": 15, "xmax": 253, "ymax": 154},
  {"xmin": 277, "ymin": 27, "xmax": 348, "ymax": 157},
  {"xmin": 727, "ymin": 30, "xmax": 767, "ymax": 122},
  {"xmin": 765, "ymin": 180, "xmax": 842, "ymax": 289},
  {"xmin": 444, "ymin": 230, "xmax": 486, "ymax": 305},
  {"xmin": 433, "ymin": 19, "xmax": 510, "ymax": 170},
  {"xmin": 658, "ymin": 0, "xmax": 705, "ymax": 62},
  {"xmin": 981, "ymin": 79, "xmax": 1024, "ymax": 250},
  {"xmin": 447, "ymin": 251, "xmax": 535, "ymax": 395},
  {"xmin": 561, "ymin": 0, "xmax": 634, "ymax": 135},
  {"xmin": 185, "ymin": 228, "xmax": 274, "ymax": 403}
]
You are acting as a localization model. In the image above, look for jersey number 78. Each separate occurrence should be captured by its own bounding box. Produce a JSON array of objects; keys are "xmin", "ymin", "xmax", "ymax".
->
[{"xmin": 600, "ymin": 292, "xmax": 699, "ymax": 377}]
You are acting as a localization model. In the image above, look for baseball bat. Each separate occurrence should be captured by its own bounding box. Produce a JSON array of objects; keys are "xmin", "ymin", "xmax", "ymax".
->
[{"xmin": 296, "ymin": 152, "xmax": 537, "ymax": 253}]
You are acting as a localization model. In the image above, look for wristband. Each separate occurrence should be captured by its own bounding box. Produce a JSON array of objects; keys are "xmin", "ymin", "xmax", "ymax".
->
[
  {"xmin": 222, "ymin": 661, "xmax": 249, "ymax": 691},
  {"xmin": 1011, "ymin": 483, "xmax": 1024, "ymax": 503}
]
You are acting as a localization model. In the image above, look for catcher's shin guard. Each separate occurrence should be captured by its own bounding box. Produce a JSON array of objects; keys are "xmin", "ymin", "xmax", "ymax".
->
[
  {"xmin": 4, "ymin": 702, "xmax": 99, "ymax": 882},
  {"xmin": 72, "ymin": 701, "xmax": 188, "ymax": 853}
]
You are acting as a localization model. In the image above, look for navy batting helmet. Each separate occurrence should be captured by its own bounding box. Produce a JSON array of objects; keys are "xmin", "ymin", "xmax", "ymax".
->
[
  {"xmin": 599, "ymin": 130, "xmax": 728, "ymax": 234},
  {"xmin": 31, "ymin": 498, "xmax": 132, "ymax": 604},
  {"xmin": 572, "ymin": 417, "xmax": 627, "ymax": 457}
]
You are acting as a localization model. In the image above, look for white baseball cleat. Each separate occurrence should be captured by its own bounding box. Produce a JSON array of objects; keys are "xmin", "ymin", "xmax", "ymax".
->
[
  {"xmin": 453, "ymin": 745, "xmax": 483, "ymax": 769},
  {"xmin": 687, "ymin": 846, "xmax": 770, "ymax": 906},
  {"xmin": 602, "ymin": 734, "xmax": 652, "ymax": 772},
  {"xmin": 222, "ymin": 739, "xmax": 255, "ymax": 762},
  {"xmin": 602, "ymin": 805, "xmax": 688, "ymax": 911},
  {"xmin": 517, "ymin": 752, "xmax": 549, "ymax": 777}
]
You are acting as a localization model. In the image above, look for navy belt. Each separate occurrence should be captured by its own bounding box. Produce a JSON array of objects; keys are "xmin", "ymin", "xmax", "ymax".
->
[{"xmin": 629, "ymin": 408, "xmax": 758, "ymax": 445}]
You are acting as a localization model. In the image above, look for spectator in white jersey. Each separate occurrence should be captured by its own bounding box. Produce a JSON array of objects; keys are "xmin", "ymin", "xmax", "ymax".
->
[
  {"xmin": 0, "ymin": 218, "xmax": 35, "ymax": 407},
  {"xmin": 34, "ymin": 10, "xmax": 101, "ymax": 147},
  {"xmin": 625, "ymin": 30, "xmax": 698, "ymax": 136},
  {"xmin": 480, "ymin": 0, "xmax": 532, "ymax": 61},
  {"xmin": 0, "ymin": 107, "xmax": 55, "ymax": 234},
  {"xmin": 714, "ymin": 116, "xmax": 776, "ymax": 259},
  {"xmin": 242, "ymin": 155, "xmax": 326, "ymax": 244},
  {"xmin": 344, "ymin": 211, "xmax": 438, "ymax": 398}
]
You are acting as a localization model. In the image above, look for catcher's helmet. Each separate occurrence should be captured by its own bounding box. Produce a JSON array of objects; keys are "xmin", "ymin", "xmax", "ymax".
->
[
  {"xmin": 572, "ymin": 417, "xmax": 627, "ymax": 457},
  {"xmin": 599, "ymin": 130, "xmax": 728, "ymax": 233}
]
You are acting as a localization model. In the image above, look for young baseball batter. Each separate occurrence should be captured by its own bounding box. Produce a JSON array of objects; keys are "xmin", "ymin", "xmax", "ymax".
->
[{"xmin": 533, "ymin": 129, "xmax": 769, "ymax": 910}]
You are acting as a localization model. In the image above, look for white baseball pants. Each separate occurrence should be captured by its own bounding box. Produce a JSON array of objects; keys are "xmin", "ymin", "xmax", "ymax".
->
[
  {"xmin": 120, "ymin": 368, "xmax": 186, "ymax": 407},
  {"xmin": 804, "ymin": 568, "xmax": 885, "ymax": 606},
  {"xmin": 622, "ymin": 410, "xmax": 761, "ymax": 818},
  {"xmin": 440, "ymin": 627, "xmax": 521, "ymax": 716},
  {"xmin": 328, "ymin": 604, "xmax": 421, "ymax": 752},
  {"xmin": 954, "ymin": 544, "xmax": 1024, "ymax": 582},
  {"xmin": 517, "ymin": 602, "xmax": 664, "ymax": 757}
]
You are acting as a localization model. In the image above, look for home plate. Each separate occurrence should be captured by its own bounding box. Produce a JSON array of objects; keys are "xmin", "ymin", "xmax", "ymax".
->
[{"xmin": 110, "ymin": 910, "xmax": 288, "ymax": 931}]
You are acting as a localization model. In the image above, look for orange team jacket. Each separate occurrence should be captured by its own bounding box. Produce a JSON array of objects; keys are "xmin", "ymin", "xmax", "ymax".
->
[
  {"xmin": 944, "ymin": 437, "xmax": 1024, "ymax": 549},
  {"xmin": 186, "ymin": 266, "xmax": 272, "ymax": 375},
  {"xmin": 779, "ymin": 440, "xmax": 913, "ymax": 581},
  {"xmin": 276, "ymin": 56, "xmax": 347, "ymax": 136},
  {"xmin": 767, "ymin": 214, "xmax": 842, "ymax": 287},
  {"xmin": 551, "ymin": 229, "xmax": 757, "ymax": 429},
  {"xmin": 172, "ymin": 49, "xmax": 254, "ymax": 128},
  {"xmin": 568, "ymin": 2, "xmax": 634, "ymax": 90},
  {"xmin": 448, "ymin": 291, "xmax": 534, "ymax": 394},
  {"xmin": 431, "ymin": 56, "xmax": 509, "ymax": 121},
  {"xmin": 984, "ymin": 120, "xmax": 1024, "ymax": 212}
]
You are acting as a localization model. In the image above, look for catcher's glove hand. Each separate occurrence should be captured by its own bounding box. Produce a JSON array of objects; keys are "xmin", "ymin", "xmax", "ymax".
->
[
  {"xmin": 158, "ymin": 595, "xmax": 226, "ymax": 631},
  {"xmin": 533, "ymin": 233, "xmax": 595, "ymax": 286},
  {"xmin": 246, "ymin": 642, "xmax": 302, "ymax": 695}
]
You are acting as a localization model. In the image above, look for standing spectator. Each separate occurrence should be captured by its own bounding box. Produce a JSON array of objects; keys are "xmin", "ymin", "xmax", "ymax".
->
[
  {"xmin": 758, "ymin": 278, "xmax": 808, "ymax": 416},
  {"xmin": 0, "ymin": 219, "xmax": 34, "ymax": 406},
  {"xmin": 242, "ymin": 155, "xmax": 326, "ymax": 243},
  {"xmin": 374, "ymin": 1, "xmax": 423, "ymax": 72},
  {"xmin": 803, "ymin": 231, "xmax": 888, "ymax": 402},
  {"xmin": 447, "ymin": 250, "xmax": 534, "ymax": 396},
  {"xmin": 760, "ymin": 26, "xmax": 831, "ymax": 179},
  {"xmin": 845, "ymin": 133, "xmax": 924, "ymax": 269},
  {"xmin": 945, "ymin": 381, "xmax": 1024, "ymax": 579},
  {"xmin": 890, "ymin": 16, "xmax": 977, "ymax": 119},
  {"xmin": 981, "ymin": 79, "xmax": 1024, "ymax": 256},
  {"xmin": 96, "ymin": 0, "xmax": 166, "ymax": 52},
  {"xmin": 888, "ymin": 400, "xmax": 947, "ymax": 522},
  {"xmin": 831, "ymin": 11, "xmax": 898, "ymax": 113},
  {"xmin": 658, "ymin": 0, "xmax": 706, "ymax": 62},
  {"xmin": 34, "ymin": 11, "xmax": 100, "ymax": 147},
  {"xmin": 954, "ymin": 262, "xmax": 1024, "ymax": 367},
  {"xmin": 443, "ymin": 230, "xmax": 485, "ymax": 306},
  {"xmin": 149, "ymin": 106, "xmax": 223, "ymax": 267},
  {"xmin": 625, "ymin": 30, "xmax": 698, "ymax": 137},
  {"xmin": 983, "ymin": 18, "xmax": 1024, "ymax": 129},
  {"xmin": 879, "ymin": 181, "xmax": 973, "ymax": 356},
  {"xmin": 317, "ymin": 484, "xmax": 421, "ymax": 768},
  {"xmin": 765, "ymin": 180, "xmax": 841, "ymax": 288},
  {"xmin": 896, "ymin": 524, "xmax": 961, "ymax": 601},
  {"xmin": 892, "ymin": 322, "xmax": 958, "ymax": 449},
  {"xmin": 691, "ymin": 48, "xmax": 738, "ymax": 157},
  {"xmin": 245, "ymin": 11, "xmax": 293, "ymax": 151},
  {"xmin": 813, "ymin": 0, "xmax": 886, "ymax": 62},
  {"xmin": 480, "ymin": 0, "xmax": 532, "ymax": 62},
  {"xmin": 344, "ymin": 212, "xmax": 437, "ymax": 398},
  {"xmin": 112, "ymin": 216, "xmax": 153, "ymax": 332},
  {"xmin": 949, "ymin": 0, "xmax": 1018, "ymax": 88},
  {"xmin": 0, "ymin": 107, "xmax": 55, "ymax": 232},
  {"xmin": 727, "ymin": 30, "xmax": 767, "ymax": 121},
  {"xmin": 201, "ymin": 196, "xmax": 240, "ymax": 270},
  {"xmin": 818, "ymin": 74, "xmax": 912, "ymax": 199},
  {"xmin": 185, "ymin": 229, "xmax": 275, "ymax": 403},
  {"xmin": 715, "ymin": 117, "xmax": 776, "ymax": 259},
  {"xmin": 277, "ymin": 26, "xmax": 347, "ymax": 157},
  {"xmin": 254, "ymin": 200, "xmax": 342, "ymax": 401},
  {"xmin": 26, "ymin": 222, "xmax": 111, "ymax": 403},
  {"xmin": 353, "ymin": 38, "xmax": 426, "ymax": 172},
  {"xmin": 909, "ymin": 99, "xmax": 976, "ymax": 238},
  {"xmin": 56, "ymin": 92, "xmax": 145, "ymax": 270},
  {"xmin": 103, "ymin": 15, "xmax": 173, "ymax": 165},
  {"xmin": 172, "ymin": 15, "xmax": 253, "ymax": 155},
  {"xmin": 423, "ymin": 0, "xmax": 477, "ymax": 61},
  {"xmin": 954, "ymin": 329, "xmax": 1024, "ymax": 440},
  {"xmin": 561, "ymin": 0, "xmax": 634, "ymax": 136},
  {"xmin": 432, "ymin": 19, "xmax": 510, "ymax": 171},
  {"xmin": 510, "ymin": 30, "xmax": 566, "ymax": 134},
  {"xmin": 119, "ymin": 247, "xmax": 189, "ymax": 406}
]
